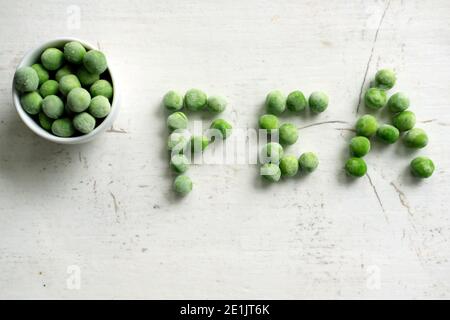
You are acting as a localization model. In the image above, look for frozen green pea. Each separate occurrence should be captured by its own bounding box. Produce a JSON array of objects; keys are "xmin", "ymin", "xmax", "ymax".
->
[
  {"xmin": 163, "ymin": 90, "xmax": 183, "ymax": 111},
  {"xmin": 41, "ymin": 48, "xmax": 64, "ymax": 71},
  {"xmin": 73, "ymin": 112, "xmax": 96, "ymax": 134},
  {"xmin": 286, "ymin": 90, "xmax": 307, "ymax": 112},
  {"xmin": 355, "ymin": 114, "xmax": 378, "ymax": 138},
  {"xmin": 59, "ymin": 74, "xmax": 81, "ymax": 96},
  {"xmin": 83, "ymin": 50, "xmax": 107, "ymax": 74},
  {"xmin": 309, "ymin": 91, "xmax": 329, "ymax": 113},
  {"xmin": 14, "ymin": 67, "xmax": 39, "ymax": 93},
  {"xmin": 90, "ymin": 79, "xmax": 113, "ymax": 99},
  {"xmin": 364, "ymin": 88, "xmax": 387, "ymax": 110},
  {"xmin": 170, "ymin": 154, "xmax": 189, "ymax": 173},
  {"xmin": 42, "ymin": 95, "xmax": 64, "ymax": 119},
  {"xmin": 261, "ymin": 142, "xmax": 284, "ymax": 164},
  {"xmin": 39, "ymin": 80, "xmax": 59, "ymax": 98},
  {"xmin": 279, "ymin": 155, "xmax": 299, "ymax": 177},
  {"xmin": 404, "ymin": 128, "xmax": 428, "ymax": 149},
  {"xmin": 376, "ymin": 124, "xmax": 399, "ymax": 144},
  {"xmin": 185, "ymin": 88, "xmax": 207, "ymax": 111},
  {"xmin": 88, "ymin": 96, "xmax": 111, "ymax": 118},
  {"xmin": 260, "ymin": 163, "xmax": 281, "ymax": 182},
  {"xmin": 388, "ymin": 92, "xmax": 409, "ymax": 113},
  {"xmin": 64, "ymin": 41, "xmax": 86, "ymax": 64},
  {"xmin": 38, "ymin": 112, "xmax": 53, "ymax": 131},
  {"xmin": 410, "ymin": 156, "xmax": 434, "ymax": 178},
  {"xmin": 374, "ymin": 69, "xmax": 396, "ymax": 90},
  {"xmin": 279, "ymin": 123, "xmax": 298, "ymax": 145},
  {"xmin": 31, "ymin": 63, "xmax": 49, "ymax": 85},
  {"xmin": 173, "ymin": 175, "xmax": 192, "ymax": 195},
  {"xmin": 345, "ymin": 157, "xmax": 367, "ymax": 177},
  {"xmin": 265, "ymin": 90, "xmax": 286, "ymax": 115},
  {"xmin": 207, "ymin": 95, "xmax": 227, "ymax": 113},
  {"xmin": 167, "ymin": 131, "xmax": 189, "ymax": 153},
  {"xmin": 76, "ymin": 66, "xmax": 100, "ymax": 87},
  {"xmin": 210, "ymin": 119, "xmax": 232, "ymax": 139},
  {"xmin": 51, "ymin": 118, "xmax": 75, "ymax": 137},
  {"xmin": 55, "ymin": 65, "xmax": 73, "ymax": 82},
  {"xmin": 392, "ymin": 110, "xmax": 416, "ymax": 132},
  {"xmin": 167, "ymin": 112, "xmax": 188, "ymax": 131},
  {"xmin": 190, "ymin": 135, "xmax": 209, "ymax": 153},
  {"xmin": 67, "ymin": 87, "xmax": 91, "ymax": 112},
  {"xmin": 259, "ymin": 114, "xmax": 279, "ymax": 131},
  {"xmin": 20, "ymin": 91, "xmax": 42, "ymax": 115},
  {"xmin": 349, "ymin": 136, "xmax": 371, "ymax": 157},
  {"xmin": 298, "ymin": 152, "xmax": 319, "ymax": 173}
]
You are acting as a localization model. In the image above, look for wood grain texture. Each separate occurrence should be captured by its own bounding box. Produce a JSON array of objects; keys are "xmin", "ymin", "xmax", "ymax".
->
[{"xmin": 0, "ymin": 0, "xmax": 449, "ymax": 299}]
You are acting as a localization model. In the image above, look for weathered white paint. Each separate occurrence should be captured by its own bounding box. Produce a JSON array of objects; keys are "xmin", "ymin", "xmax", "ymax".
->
[{"xmin": 0, "ymin": 0, "xmax": 449, "ymax": 299}]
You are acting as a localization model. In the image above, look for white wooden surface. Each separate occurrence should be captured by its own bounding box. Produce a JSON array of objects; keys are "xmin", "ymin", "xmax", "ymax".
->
[{"xmin": 0, "ymin": 0, "xmax": 450, "ymax": 299}]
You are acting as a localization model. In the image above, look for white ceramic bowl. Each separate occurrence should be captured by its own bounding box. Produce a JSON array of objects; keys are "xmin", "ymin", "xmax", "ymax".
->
[{"xmin": 12, "ymin": 37, "xmax": 119, "ymax": 144}]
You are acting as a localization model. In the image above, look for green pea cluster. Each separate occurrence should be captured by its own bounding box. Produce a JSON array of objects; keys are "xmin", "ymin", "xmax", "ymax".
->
[
  {"xmin": 258, "ymin": 89, "xmax": 327, "ymax": 182},
  {"xmin": 14, "ymin": 41, "xmax": 113, "ymax": 137},
  {"xmin": 163, "ymin": 89, "xmax": 233, "ymax": 195},
  {"xmin": 265, "ymin": 90, "xmax": 329, "ymax": 115},
  {"xmin": 346, "ymin": 69, "xmax": 434, "ymax": 178}
]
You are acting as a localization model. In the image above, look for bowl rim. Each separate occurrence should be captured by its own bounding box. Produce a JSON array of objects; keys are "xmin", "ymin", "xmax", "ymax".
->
[{"xmin": 12, "ymin": 37, "xmax": 119, "ymax": 144}]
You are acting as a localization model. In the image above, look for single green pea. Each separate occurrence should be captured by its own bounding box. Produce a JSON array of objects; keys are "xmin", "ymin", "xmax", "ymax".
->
[
  {"xmin": 410, "ymin": 156, "xmax": 434, "ymax": 178},
  {"xmin": 279, "ymin": 155, "xmax": 299, "ymax": 177},
  {"xmin": 173, "ymin": 175, "xmax": 193, "ymax": 195},
  {"xmin": 73, "ymin": 112, "xmax": 96, "ymax": 134},
  {"xmin": 184, "ymin": 88, "xmax": 207, "ymax": 111},
  {"xmin": 364, "ymin": 88, "xmax": 387, "ymax": 110},
  {"xmin": 259, "ymin": 114, "xmax": 279, "ymax": 131},
  {"xmin": 31, "ymin": 63, "xmax": 49, "ymax": 85},
  {"xmin": 167, "ymin": 112, "xmax": 188, "ymax": 131},
  {"xmin": 298, "ymin": 152, "xmax": 319, "ymax": 173},
  {"xmin": 59, "ymin": 74, "xmax": 81, "ymax": 96},
  {"xmin": 64, "ymin": 41, "xmax": 86, "ymax": 64},
  {"xmin": 260, "ymin": 142, "xmax": 284, "ymax": 164},
  {"xmin": 376, "ymin": 124, "xmax": 399, "ymax": 144},
  {"xmin": 210, "ymin": 119, "xmax": 232, "ymax": 139},
  {"xmin": 170, "ymin": 154, "xmax": 190, "ymax": 173},
  {"xmin": 42, "ymin": 95, "xmax": 64, "ymax": 119},
  {"xmin": 167, "ymin": 131, "xmax": 190, "ymax": 153},
  {"xmin": 349, "ymin": 136, "xmax": 371, "ymax": 157},
  {"xmin": 265, "ymin": 90, "xmax": 286, "ymax": 115},
  {"xmin": 279, "ymin": 123, "xmax": 298, "ymax": 145},
  {"xmin": 76, "ymin": 66, "xmax": 100, "ymax": 87},
  {"xmin": 41, "ymin": 48, "xmax": 65, "ymax": 71},
  {"xmin": 83, "ymin": 50, "xmax": 107, "ymax": 74},
  {"xmin": 20, "ymin": 91, "xmax": 43, "ymax": 115},
  {"xmin": 207, "ymin": 95, "xmax": 227, "ymax": 113},
  {"xmin": 286, "ymin": 90, "xmax": 307, "ymax": 112},
  {"xmin": 55, "ymin": 65, "xmax": 73, "ymax": 82},
  {"xmin": 90, "ymin": 79, "xmax": 113, "ymax": 100},
  {"xmin": 88, "ymin": 96, "xmax": 111, "ymax": 118},
  {"xmin": 38, "ymin": 112, "xmax": 53, "ymax": 131},
  {"xmin": 39, "ymin": 80, "xmax": 59, "ymax": 98},
  {"xmin": 374, "ymin": 69, "xmax": 396, "ymax": 90},
  {"xmin": 355, "ymin": 114, "xmax": 378, "ymax": 138},
  {"xmin": 67, "ymin": 87, "xmax": 91, "ymax": 112},
  {"xmin": 14, "ymin": 67, "xmax": 39, "ymax": 93},
  {"xmin": 392, "ymin": 110, "xmax": 416, "ymax": 132},
  {"xmin": 388, "ymin": 92, "xmax": 410, "ymax": 113},
  {"xmin": 404, "ymin": 128, "xmax": 428, "ymax": 149},
  {"xmin": 190, "ymin": 135, "xmax": 209, "ymax": 153},
  {"xmin": 309, "ymin": 91, "xmax": 329, "ymax": 113},
  {"xmin": 345, "ymin": 157, "xmax": 367, "ymax": 177},
  {"xmin": 163, "ymin": 90, "xmax": 184, "ymax": 111},
  {"xmin": 51, "ymin": 118, "xmax": 75, "ymax": 137},
  {"xmin": 260, "ymin": 163, "xmax": 281, "ymax": 182}
]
